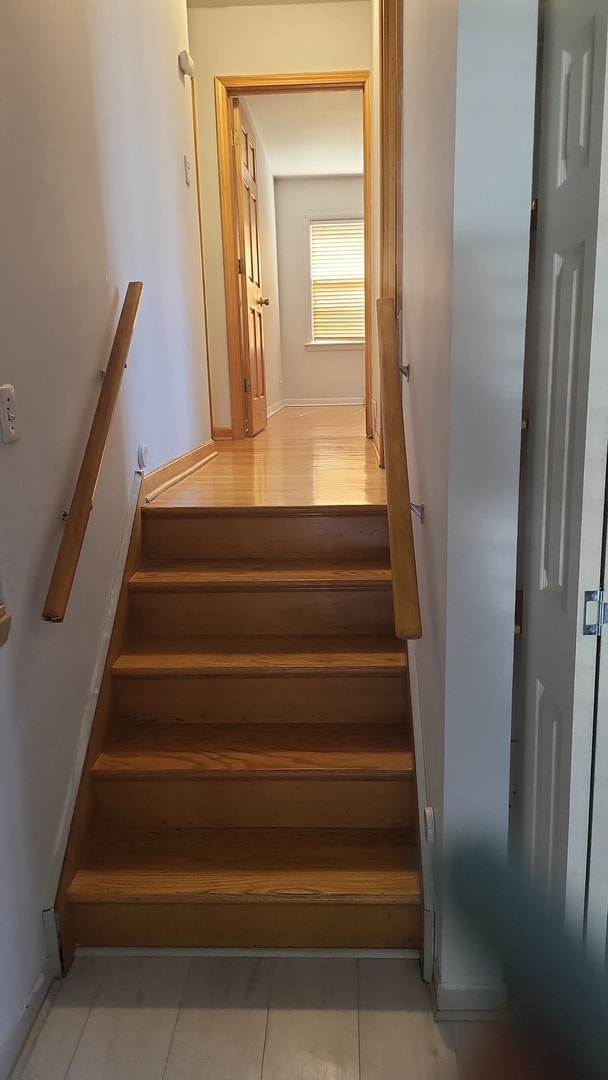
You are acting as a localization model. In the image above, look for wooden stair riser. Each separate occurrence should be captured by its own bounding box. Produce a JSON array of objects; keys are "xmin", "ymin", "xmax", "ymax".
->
[
  {"xmin": 93, "ymin": 778, "xmax": 415, "ymax": 829},
  {"xmin": 67, "ymin": 902, "xmax": 422, "ymax": 949},
  {"xmin": 127, "ymin": 588, "xmax": 395, "ymax": 640},
  {"xmin": 142, "ymin": 511, "xmax": 390, "ymax": 562},
  {"xmin": 113, "ymin": 674, "xmax": 408, "ymax": 725}
]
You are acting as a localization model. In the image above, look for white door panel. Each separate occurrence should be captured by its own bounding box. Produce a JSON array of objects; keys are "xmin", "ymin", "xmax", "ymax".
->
[
  {"xmin": 586, "ymin": 521, "xmax": 608, "ymax": 963},
  {"xmin": 582, "ymin": 47, "xmax": 608, "ymax": 965},
  {"xmin": 521, "ymin": 0, "xmax": 608, "ymax": 932}
]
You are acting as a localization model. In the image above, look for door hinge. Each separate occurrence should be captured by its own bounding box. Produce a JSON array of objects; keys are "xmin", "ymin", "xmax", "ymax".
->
[
  {"xmin": 531, "ymin": 197, "xmax": 539, "ymax": 233},
  {"xmin": 232, "ymin": 130, "xmax": 239, "ymax": 147},
  {"xmin": 237, "ymin": 258, "xmax": 245, "ymax": 275},
  {"xmin": 243, "ymin": 376, "xmax": 252, "ymax": 393},
  {"xmin": 583, "ymin": 590, "xmax": 608, "ymax": 636}
]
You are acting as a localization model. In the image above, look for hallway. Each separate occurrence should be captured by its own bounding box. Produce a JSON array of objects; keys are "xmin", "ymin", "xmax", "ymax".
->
[
  {"xmin": 15, "ymin": 957, "xmax": 487, "ymax": 1079},
  {"xmin": 152, "ymin": 406, "xmax": 385, "ymax": 509}
]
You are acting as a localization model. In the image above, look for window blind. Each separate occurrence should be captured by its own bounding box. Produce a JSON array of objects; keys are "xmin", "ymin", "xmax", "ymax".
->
[{"xmin": 310, "ymin": 219, "xmax": 365, "ymax": 342}]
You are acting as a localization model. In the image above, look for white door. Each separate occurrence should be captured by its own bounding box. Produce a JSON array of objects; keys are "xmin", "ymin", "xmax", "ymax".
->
[
  {"xmin": 586, "ymin": 495, "xmax": 608, "ymax": 961},
  {"xmin": 520, "ymin": 0, "xmax": 608, "ymax": 935}
]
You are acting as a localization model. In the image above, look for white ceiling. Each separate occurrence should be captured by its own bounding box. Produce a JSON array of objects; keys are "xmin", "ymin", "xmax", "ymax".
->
[{"xmin": 242, "ymin": 91, "xmax": 363, "ymax": 177}]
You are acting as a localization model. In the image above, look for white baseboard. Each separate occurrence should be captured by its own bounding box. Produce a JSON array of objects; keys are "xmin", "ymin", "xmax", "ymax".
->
[
  {"xmin": 77, "ymin": 946, "xmax": 421, "ymax": 960},
  {"xmin": 282, "ymin": 398, "xmax": 364, "ymax": 407},
  {"xmin": 422, "ymin": 908, "xmax": 434, "ymax": 984},
  {"xmin": 42, "ymin": 472, "xmax": 142, "ymax": 916},
  {"xmin": 267, "ymin": 400, "xmax": 286, "ymax": 418},
  {"xmin": 407, "ymin": 641, "xmax": 436, "ymax": 983},
  {"xmin": 436, "ymin": 1006, "xmax": 509, "ymax": 1022},
  {"xmin": 42, "ymin": 909, "xmax": 62, "ymax": 980},
  {"xmin": 432, "ymin": 963, "xmax": 508, "ymax": 1015},
  {"xmin": 0, "ymin": 959, "xmax": 55, "ymax": 1080}
]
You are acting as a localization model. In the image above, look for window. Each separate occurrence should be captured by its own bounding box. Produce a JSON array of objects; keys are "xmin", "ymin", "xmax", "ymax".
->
[{"xmin": 309, "ymin": 218, "xmax": 365, "ymax": 345}]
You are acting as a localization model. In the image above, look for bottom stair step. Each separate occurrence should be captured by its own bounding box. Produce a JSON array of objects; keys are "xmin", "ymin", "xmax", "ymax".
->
[
  {"xmin": 67, "ymin": 827, "xmax": 419, "ymax": 902},
  {"xmin": 64, "ymin": 828, "xmax": 421, "ymax": 948}
]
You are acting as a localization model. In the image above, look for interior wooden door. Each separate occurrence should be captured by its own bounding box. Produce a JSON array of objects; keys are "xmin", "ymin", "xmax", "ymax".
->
[
  {"xmin": 233, "ymin": 99, "xmax": 268, "ymax": 437},
  {"xmin": 520, "ymin": 0, "xmax": 608, "ymax": 932}
]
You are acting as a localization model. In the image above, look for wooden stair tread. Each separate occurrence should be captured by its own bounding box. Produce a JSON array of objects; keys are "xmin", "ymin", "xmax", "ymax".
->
[
  {"xmin": 130, "ymin": 560, "xmax": 392, "ymax": 591},
  {"xmin": 93, "ymin": 724, "xmax": 413, "ymax": 779},
  {"xmin": 67, "ymin": 828, "xmax": 420, "ymax": 904},
  {"xmin": 112, "ymin": 637, "xmax": 407, "ymax": 678}
]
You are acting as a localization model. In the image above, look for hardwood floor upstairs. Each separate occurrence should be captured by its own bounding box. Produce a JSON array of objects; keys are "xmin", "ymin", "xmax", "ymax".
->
[{"xmin": 57, "ymin": 409, "xmax": 422, "ymax": 957}]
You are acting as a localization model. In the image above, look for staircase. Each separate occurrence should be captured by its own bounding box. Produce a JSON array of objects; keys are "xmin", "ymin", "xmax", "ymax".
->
[{"xmin": 60, "ymin": 504, "xmax": 421, "ymax": 951}]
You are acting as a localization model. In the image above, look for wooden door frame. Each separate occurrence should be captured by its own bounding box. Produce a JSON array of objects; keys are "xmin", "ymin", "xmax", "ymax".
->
[
  {"xmin": 377, "ymin": 0, "xmax": 404, "ymax": 467},
  {"xmin": 215, "ymin": 71, "xmax": 374, "ymax": 440},
  {"xmin": 189, "ymin": 76, "xmax": 215, "ymax": 435},
  {"xmin": 379, "ymin": 0, "xmax": 403, "ymax": 307}
]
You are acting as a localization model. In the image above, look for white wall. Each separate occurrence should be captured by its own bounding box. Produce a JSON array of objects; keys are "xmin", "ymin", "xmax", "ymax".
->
[
  {"xmin": 402, "ymin": 0, "xmax": 537, "ymax": 1006},
  {"xmin": 188, "ymin": 1, "xmax": 372, "ymax": 429},
  {"xmin": 402, "ymin": 0, "xmax": 458, "ymax": 978},
  {"xmin": 0, "ymin": 0, "xmax": 210, "ymax": 1067},
  {"xmin": 275, "ymin": 177, "xmax": 365, "ymax": 403}
]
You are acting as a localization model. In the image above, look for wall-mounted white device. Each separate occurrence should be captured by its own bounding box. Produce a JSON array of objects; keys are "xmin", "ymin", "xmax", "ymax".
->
[
  {"xmin": 178, "ymin": 51, "xmax": 195, "ymax": 78},
  {"xmin": 0, "ymin": 384, "xmax": 19, "ymax": 443}
]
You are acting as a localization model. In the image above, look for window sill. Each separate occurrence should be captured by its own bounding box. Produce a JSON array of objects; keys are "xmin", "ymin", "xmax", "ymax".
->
[{"xmin": 305, "ymin": 341, "xmax": 366, "ymax": 352}]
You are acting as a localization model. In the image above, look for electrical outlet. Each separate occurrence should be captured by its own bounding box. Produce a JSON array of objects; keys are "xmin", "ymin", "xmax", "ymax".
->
[
  {"xmin": 0, "ymin": 605, "xmax": 11, "ymax": 647},
  {"xmin": 0, "ymin": 385, "xmax": 19, "ymax": 443}
]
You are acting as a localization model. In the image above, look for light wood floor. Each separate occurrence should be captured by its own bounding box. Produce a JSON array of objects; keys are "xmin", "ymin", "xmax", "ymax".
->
[
  {"xmin": 15, "ymin": 957, "xmax": 493, "ymax": 1080},
  {"xmin": 152, "ymin": 406, "xmax": 386, "ymax": 509}
]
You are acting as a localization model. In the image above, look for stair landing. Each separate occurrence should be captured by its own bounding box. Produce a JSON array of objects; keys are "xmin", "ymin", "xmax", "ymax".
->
[{"xmin": 151, "ymin": 405, "xmax": 386, "ymax": 509}]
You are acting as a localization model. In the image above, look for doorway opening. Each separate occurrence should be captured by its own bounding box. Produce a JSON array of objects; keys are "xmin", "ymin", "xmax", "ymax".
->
[{"xmin": 215, "ymin": 72, "xmax": 372, "ymax": 442}]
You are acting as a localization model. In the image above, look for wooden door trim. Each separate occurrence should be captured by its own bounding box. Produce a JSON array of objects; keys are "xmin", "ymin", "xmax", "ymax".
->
[
  {"xmin": 377, "ymin": 0, "xmax": 404, "ymax": 466},
  {"xmin": 215, "ymin": 71, "xmax": 373, "ymax": 440},
  {"xmin": 218, "ymin": 71, "xmax": 371, "ymax": 94},
  {"xmin": 231, "ymin": 98, "xmax": 251, "ymax": 436},
  {"xmin": 380, "ymin": 0, "xmax": 403, "ymax": 304},
  {"xmin": 215, "ymin": 76, "xmax": 246, "ymax": 439},
  {"xmin": 190, "ymin": 77, "xmax": 215, "ymax": 435},
  {"xmin": 363, "ymin": 78, "xmax": 373, "ymax": 438}
]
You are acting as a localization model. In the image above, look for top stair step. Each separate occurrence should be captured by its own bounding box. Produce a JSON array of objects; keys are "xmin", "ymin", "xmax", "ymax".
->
[{"xmin": 142, "ymin": 506, "xmax": 389, "ymax": 561}]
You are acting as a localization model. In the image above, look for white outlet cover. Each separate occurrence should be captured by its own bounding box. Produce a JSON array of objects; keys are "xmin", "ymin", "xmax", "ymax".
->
[{"xmin": 0, "ymin": 384, "xmax": 19, "ymax": 444}]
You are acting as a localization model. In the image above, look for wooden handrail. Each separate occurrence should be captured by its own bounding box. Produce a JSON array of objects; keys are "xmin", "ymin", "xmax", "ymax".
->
[
  {"xmin": 377, "ymin": 297, "xmax": 422, "ymax": 640},
  {"xmin": 42, "ymin": 282, "xmax": 143, "ymax": 623}
]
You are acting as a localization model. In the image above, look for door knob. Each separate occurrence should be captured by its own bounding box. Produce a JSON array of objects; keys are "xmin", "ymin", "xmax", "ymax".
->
[{"xmin": 257, "ymin": 297, "xmax": 270, "ymax": 307}]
